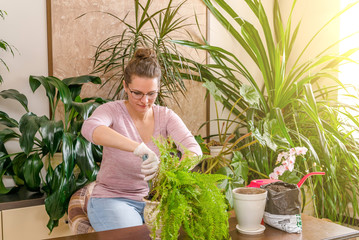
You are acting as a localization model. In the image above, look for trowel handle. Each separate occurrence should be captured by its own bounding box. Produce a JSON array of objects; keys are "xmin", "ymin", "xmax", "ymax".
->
[
  {"xmin": 142, "ymin": 154, "xmax": 148, "ymax": 161},
  {"xmin": 297, "ymin": 172, "xmax": 325, "ymax": 188}
]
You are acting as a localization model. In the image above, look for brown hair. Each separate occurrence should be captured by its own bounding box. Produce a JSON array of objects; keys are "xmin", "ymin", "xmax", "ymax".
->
[{"xmin": 124, "ymin": 48, "xmax": 161, "ymax": 85}]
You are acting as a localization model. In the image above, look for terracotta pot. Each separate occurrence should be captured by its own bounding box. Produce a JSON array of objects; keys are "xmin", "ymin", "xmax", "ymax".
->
[
  {"xmin": 143, "ymin": 198, "xmax": 162, "ymax": 240},
  {"xmin": 232, "ymin": 187, "xmax": 267, "ymax": 235}
]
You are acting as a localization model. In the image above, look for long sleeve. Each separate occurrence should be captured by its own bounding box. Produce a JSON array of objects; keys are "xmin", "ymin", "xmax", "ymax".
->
[{"xmin": 161, "ymin": 108, "xmax": 202, "ymax": 156}]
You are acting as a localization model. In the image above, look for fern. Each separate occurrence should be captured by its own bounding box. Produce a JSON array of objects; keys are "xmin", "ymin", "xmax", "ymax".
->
[{"xmin": 148, "ymin": 137, "xmax": 230, "ymax": 240}]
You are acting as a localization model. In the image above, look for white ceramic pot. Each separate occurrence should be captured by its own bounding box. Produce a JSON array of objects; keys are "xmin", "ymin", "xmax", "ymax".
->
[{"xmin": 232, "ymin": 187, "xmax": 267, "ymax": 235}]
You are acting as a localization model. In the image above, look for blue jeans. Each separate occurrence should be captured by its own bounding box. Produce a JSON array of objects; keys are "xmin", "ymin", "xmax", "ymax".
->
[{"xmin": 87, "ymin": 197, "xmax": 145, "ymax": 232}]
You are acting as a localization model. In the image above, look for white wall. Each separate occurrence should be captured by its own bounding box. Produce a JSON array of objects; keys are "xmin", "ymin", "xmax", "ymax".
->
[{"xmin": 0, "ymin": 0, "xmax": 48, "ymax": 152}]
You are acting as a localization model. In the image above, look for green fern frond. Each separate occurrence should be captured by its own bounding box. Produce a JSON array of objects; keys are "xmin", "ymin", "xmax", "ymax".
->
[{"xmin": 148, "ymin": 136, "xmax": 230, "ymax": 240}]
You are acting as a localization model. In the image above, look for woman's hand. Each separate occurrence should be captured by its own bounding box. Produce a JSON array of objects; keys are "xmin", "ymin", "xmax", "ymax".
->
[{"xmin": 134, "ymin": 142, "xmax": 159, "ymax": 181}]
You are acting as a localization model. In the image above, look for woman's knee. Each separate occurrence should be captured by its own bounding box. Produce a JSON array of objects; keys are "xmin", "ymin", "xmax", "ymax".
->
[{"xmin": 87, "ymin": 198, "xmax": 144, "ymax": 231}]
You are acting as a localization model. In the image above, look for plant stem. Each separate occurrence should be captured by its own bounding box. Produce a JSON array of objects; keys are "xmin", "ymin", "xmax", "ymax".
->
[
  {"xmin": 248, "ymin": 166, "xmax": 269, "ymax": 179},
  {"xmin": 292, "ymin": 110, "xmax": 319, "ymax": 218}
]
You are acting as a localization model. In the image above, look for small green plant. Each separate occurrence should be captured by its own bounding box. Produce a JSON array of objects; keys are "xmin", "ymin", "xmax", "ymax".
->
[
  {"xmin": 0, "ymin": 10, "xmax": 17, "ymax": 83},
  {"xmin": 198, "ymin": 81, "xmax": 258, "ymax": 174},
  {"xmin": 147, "ymin": 137, "xmax": 230, "ymax": 240}
]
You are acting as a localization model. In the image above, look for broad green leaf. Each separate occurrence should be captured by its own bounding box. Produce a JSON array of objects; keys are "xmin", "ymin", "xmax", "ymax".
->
[
  {"xmin": 44, "ymin": 174, "xmax": 76, "ymax": 232},
  {"xmin": 46, "ymin": 220, "xmax": 59, "ymax": 233},
  {"xmin": 62, "ymin": 75, "xmax": 101, "ymax": 85},
  {"xmin": 231, "ymin": 151, "xmax": 249, "ymax": 182},
  {"xmin": 0, "ymin": 111, "xmax": 18, "ymax": 128},
  {"xmin": 0, "ymin": 128, "xmax": 20, "ymax": 143},
  {"xmin": 239, "ymin": 84, "xmax": 260, "ymax": 108},
  {"xmin": 45, "ymin": 164, "xmax": 62, "ymax": 195},
  {"xmin": 39, "ymin": 120, "xmax": 64, "ymax": 157},
  {"xmin": 47, "ymin": 76, "xmax": 73, "ymax": 111},
  {"xmin": 62, "ymin": 132, "xmax": 76, "ymax": 177},
  {"xmin": 12, "ymin": 152, "xmax": 27, "ymax": 181},
  {"xmin": 0, "ymin": 145, "xmax": 12, "ymax": 194},
  {"xmin": 19, "ymin": 113, "xmax": 40, "ymax": 155},
  {"xmin": 23, "ymin": 153, "xmax": 43, "ymax": 191},
  {"xmin": 0, "ymin": 89, "xmax": 29, "ymax": 112},
  {"xmin": 74, "ymin": 136, "xmax": 99, "ymax": 181},
  {"xmin": 29, "ymin": 75, "xmax": 55, "ymax": 103},
  {"xmin": 92, "ymin": 144, "xmax": 103, "ymax": 163},
  {"xmin": 71, "ymin": 101, "xmax": 101, "ymax": 120},
  {"xmin": 63, "ymin": 75, "xmax": 101, "ymax": 100}
]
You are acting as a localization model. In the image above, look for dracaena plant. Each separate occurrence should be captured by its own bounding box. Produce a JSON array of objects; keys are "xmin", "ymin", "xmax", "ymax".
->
[
  {"xmin": 175, "ymin": 0, "xmax": 359, "ymax": 224},
  {"xmin": 79, "ymin": 0, "xmax": 208, "ymax": 106},
  {"xmin": 0, "ymin": 75, "xmax": 107, "ymax": 231}
]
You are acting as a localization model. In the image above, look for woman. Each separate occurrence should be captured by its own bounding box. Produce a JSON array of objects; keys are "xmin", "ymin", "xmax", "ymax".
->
[{"xmin": 81, "ymin": 48, "xmax": 202, "ymax": 231}]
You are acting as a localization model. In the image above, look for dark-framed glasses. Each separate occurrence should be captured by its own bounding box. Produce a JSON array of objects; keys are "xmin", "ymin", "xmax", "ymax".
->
[{"xmin": 128, "ymin": 86, "xmax": 158, "ymax": 100}]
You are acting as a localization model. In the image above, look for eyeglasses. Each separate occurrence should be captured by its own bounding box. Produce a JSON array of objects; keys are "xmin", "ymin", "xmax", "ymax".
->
[{"xmin": 127, "ymin": 86, "xmax": 158, "ymax": 100}]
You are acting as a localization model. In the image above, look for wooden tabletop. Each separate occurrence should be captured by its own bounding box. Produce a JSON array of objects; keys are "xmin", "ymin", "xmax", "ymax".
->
[{"xmin": 49, "ymin": 213, "xmax": 359, "ymax": 240}]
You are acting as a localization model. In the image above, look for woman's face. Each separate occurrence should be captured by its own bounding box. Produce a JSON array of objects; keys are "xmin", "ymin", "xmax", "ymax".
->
[{"xmin": 124, "ymin": 75, "xmax": 159, "ymax": 113}]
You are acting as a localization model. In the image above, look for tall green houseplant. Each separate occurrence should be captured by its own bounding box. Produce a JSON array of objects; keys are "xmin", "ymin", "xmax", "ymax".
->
[
  {"xmin": 0, "ymin": 75, "xmax": 106, "ymax": 231},
  {"xmin": 175, "ymin": 0, "xmax": 359, "ymax": 224},
  {"xmin": 83, "ymin": 0, "xmax": 205, "ymax": 106}
]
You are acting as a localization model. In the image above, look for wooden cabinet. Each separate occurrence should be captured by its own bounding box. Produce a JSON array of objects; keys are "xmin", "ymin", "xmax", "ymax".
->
[
  {"xmin": 0, "ymin": 187, "xmax": 73, "ymax": 240},
  {"xmin": 1, "ymin": 205, "xmax": 73, "ymax": 240}
]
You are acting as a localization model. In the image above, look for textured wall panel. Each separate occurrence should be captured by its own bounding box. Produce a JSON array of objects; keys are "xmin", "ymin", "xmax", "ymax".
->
[{"xmin": 51, "ymin": 0, "xmax": 207, "ymax": 136}]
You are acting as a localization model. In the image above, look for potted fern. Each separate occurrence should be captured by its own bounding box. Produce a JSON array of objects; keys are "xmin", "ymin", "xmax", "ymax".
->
[{"xmin": 143, "ymin": 137, "xmax": 230, "ymax": 240}]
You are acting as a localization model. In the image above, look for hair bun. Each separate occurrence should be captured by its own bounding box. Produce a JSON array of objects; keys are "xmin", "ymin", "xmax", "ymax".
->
[{"xmin": 134, "ymin": 48, "xmax": 157, "ymax": 60}]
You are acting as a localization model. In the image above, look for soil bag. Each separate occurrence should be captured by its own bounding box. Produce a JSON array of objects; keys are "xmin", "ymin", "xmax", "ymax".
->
[{"xmin": 261, "ymin": 182, "xmax": 302, "ymax": 233}]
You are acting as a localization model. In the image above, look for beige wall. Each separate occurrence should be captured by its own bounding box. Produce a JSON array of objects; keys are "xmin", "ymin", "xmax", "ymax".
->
[{"xmin": 51, "ymin": 0, "xmax": 207, "ymax": 136}]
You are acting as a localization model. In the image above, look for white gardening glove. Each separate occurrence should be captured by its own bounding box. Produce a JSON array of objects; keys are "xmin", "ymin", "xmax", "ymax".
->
[{"xmin": 133, "ymin": 142, "xmax": 159, "ymax": 181}]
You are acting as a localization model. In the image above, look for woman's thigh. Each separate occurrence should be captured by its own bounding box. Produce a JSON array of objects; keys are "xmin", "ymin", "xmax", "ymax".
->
[{"xmin": 87, "ymin": 197, "xmax": 145, "ymax": 232}]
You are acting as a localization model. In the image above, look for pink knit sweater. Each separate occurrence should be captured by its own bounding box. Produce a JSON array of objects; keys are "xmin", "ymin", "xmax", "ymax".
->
[{"xmin": 81, "ymin": 100, "xmax": 202, "ymax": 201}]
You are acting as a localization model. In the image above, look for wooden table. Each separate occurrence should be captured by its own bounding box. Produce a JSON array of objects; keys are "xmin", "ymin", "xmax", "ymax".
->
[{"xmin": 49, "ymin": 213, "xmax": 359, "ymax": 240}]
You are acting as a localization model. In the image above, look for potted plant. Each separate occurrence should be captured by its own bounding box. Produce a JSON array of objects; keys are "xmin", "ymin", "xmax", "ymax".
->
[
  {"xmin": 144, "ymin": 137, "xmax": 230, "ymax": 240},
  {"xmin": 0, "ymin": 75, "xmax": 107, "ymax": 231},
  {"xmin": 197, "ymin": 81, "xmax": 258, "ymax": 174},
  {"xmin": 175, "ymin": 0, "xmax": 359, "ymax": 223},
  {"xmin": 79, "ymin": 0, "xmax": 207, "ymax": 107}
]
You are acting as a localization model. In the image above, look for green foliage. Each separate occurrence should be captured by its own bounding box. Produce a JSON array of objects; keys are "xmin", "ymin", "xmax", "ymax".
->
[
  {"xmin": 175, "ymin": 0, "xmax": 359, "ymax": 223},
  {"xmin": 0, "ymin": 75, "xmax": 107, "ymax": 231},
  {"xmin": 198, "ymin": 83, "xmax": 259, "ymax": 174},
  {"xmin": 0, "ymin": 10, "xmax": 17, "ymax": 83},
  {"xmin": 79, "ymin": 0, "xmax": 206, "ymax": 107},
  {"xmin": 148, "ymin": 137, "xmax": 230, "ymax": 240}
]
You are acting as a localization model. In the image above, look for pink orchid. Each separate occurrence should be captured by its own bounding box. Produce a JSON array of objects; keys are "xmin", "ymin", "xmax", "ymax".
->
[{"xmin": 269, "ymin": 147, "xmax": 308, "ymax": 179}]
